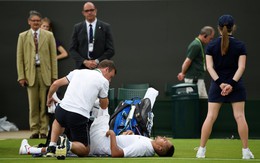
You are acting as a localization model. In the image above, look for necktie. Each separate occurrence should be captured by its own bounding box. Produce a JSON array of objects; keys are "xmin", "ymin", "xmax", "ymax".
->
[
  {"xmin": 89, "ymin": 24, "xmax": 93, "ymax": 43},
  {"xmin": 34, "ymin": 31, "xmax": 40, "ymax": 65},
  {"xmin": 88, "ymin": 24, "xmax": 94, "ymax": 58},
  {"xmin": 34, "ymin": 32, "xmax": 38, "ymax": 54}
]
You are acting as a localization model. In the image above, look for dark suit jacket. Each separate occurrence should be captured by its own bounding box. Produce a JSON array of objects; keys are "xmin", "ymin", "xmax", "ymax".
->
[{"xmin": 69, "ymin": 20, "xmax": 115, "ymax": 69}]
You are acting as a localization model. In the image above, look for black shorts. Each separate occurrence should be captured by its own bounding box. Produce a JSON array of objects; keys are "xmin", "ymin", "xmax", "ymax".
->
[{"xmin": 55, "ymin": 105, "xmax": 90, "ymax": 146}]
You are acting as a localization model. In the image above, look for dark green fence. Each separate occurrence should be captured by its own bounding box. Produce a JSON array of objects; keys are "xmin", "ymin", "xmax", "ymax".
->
[{"xmin": 152, "ymin": 99, "xmax": 260, "ymax": 139}]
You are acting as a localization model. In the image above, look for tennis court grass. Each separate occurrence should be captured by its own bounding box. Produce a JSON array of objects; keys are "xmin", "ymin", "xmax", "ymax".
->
[{"xmin": 0, "ymin": 138, "xmax": 259, "ymax": 163}]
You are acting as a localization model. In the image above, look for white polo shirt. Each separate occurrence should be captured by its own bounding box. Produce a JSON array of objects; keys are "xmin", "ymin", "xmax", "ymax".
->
[{"xmin": 60, "ymin": 69, "xmax": 109, "ymax": 118}]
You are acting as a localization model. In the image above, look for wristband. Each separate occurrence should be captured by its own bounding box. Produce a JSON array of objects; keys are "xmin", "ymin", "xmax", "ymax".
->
[
  {"xmin": 228, "ymin": 79, "xmax": 238, "ymax": 87},
  {"xmin": 214, "ymin": 78, "xmax": 223, "ymax": 86}
]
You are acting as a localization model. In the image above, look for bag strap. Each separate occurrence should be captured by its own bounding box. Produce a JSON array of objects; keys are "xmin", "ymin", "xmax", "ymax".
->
[
  {"xmin": 134, "ymin": 99, "xmax": 149, "ymax": 137},
  {"xmin": 109, "ymin": 98, "xmax": 138, "ymax": 125},
  {"xmin": 109, "ymin": 101, "xmax": 128, "ymax": 124}
]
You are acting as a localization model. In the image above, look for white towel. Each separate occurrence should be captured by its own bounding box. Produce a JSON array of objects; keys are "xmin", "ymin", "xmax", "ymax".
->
[{"xmin": 144, "ymin": 87, "xmax": 159, "ymax": 109}]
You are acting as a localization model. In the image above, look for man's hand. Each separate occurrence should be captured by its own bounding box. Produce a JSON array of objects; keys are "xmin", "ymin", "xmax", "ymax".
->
[
  {"xmin": 106, "ymin": 130, "xmax": 115, "ymax": 137},
  {"xmin": 18, "ymin": 79, "xmax": 28, "ymax": 87},
  {"xmin": 46, "ymin": 96, "xmax": 56, "ymax": 107},
  {"xmin": 83, "ymin": 60, "xmax": 98, "ymax": 69},
  {"xmin": 177, "ymin": 72, "xmax": 185, "ymax": 81},
  {"xmin": 122, "ymin": 130, "xmax": 134, "ymax": 135}
]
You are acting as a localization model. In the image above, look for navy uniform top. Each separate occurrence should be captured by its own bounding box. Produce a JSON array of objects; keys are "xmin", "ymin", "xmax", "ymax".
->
[{"xmin": 206, "ymin": 36, "xmax": 247, "ymax": 102}]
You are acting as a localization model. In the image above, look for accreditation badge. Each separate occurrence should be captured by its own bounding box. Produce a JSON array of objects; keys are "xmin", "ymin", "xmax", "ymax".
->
[{"xmin": 89, "ymin": 43, "xmax": 94, "ymax": 52}]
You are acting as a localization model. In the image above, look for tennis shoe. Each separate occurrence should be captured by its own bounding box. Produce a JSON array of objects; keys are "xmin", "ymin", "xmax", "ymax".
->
[
  {"xmin": 19, "ymin": 139, "xmax": 31, "ymax": 155},
  {"xmin": 242, "ymin": 148, "xmax": 254, "ymax": 159},
  {"xmin": 196, "ymin": 146, "xmax": 206, "ymax": 158},
  {"xmin": 45, "ymin": 145, "xmax": 56, "ymax": 157},
  {"xmin": 56, "ymin": 134, "xmax": 69, "ymax": 160}
]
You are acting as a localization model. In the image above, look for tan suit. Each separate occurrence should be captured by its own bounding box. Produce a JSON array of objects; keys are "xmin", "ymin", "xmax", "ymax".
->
[{"xmin": 17, "ymin": 28, "xmax": 57, "ymax": 135}]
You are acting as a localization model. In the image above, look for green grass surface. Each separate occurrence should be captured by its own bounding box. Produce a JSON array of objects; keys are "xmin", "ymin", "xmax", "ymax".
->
[{"xmin": 0, "ymin": 138, "xmax": 259, "ymax": 163}]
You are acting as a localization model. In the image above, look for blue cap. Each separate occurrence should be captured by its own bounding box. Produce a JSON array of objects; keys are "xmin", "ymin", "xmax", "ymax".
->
[{"xmin": 218, "ymin": 15, "xmax": 234, "ymax": 28}]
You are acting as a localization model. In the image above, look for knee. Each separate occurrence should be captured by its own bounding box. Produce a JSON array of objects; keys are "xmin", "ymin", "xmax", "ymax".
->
[
  {"xmin": 76, "ymin": 146, "xmax": 90, "ymax": 157},
  {"xmin": 205, "ymin": 114, "xmax": 217, "ymax": 123},
  {"xmin": 234, "ymin": 113, "xmax": 245, "ymax": 122}
]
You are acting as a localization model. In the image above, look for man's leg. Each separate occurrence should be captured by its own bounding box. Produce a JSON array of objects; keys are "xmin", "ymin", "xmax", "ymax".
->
[
  {"xmin": 50, "ymin": 119, "xmax": 65, "ymax": 143},
  {"xmin": 56, "ymin": 110, "xmax": 90, "ymax": 158},
  {"xmin": 89, "ymin": 114, "xmax": 110, "ymax": 155},
  {"xmin": 68, "ymin": 141, "xmax": 89, "ymax": 157},
  {"xmin": 197, "ymin": 79, "xmax": 208, "ymax": 99},
  {"xmin": 46, "ymin": 119, "xmax": 65, "ymax": 157},
  {"xmin": 38, "ymin": 78, "xmax": 49, "ymax": 137},
  {"xmin": 27, "ymin": 85, "xmax": 40, "ymax": 138},
  {"xmin": 19, "ymin": 139, "xmax": 46, "ymax": 155}
]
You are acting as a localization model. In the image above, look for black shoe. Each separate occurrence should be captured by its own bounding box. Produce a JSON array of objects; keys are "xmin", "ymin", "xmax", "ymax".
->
[
  {"xmin": 29, "ymin": 133, "xmax": 39, "ymax": 139},
  {"xmin": 37, "ymin": 143, "xmax": 47, "ymax": 148},
  {"xmin": 56, "ymin": 134, "xmax": 69, "ymax": 160},
  {"xmin": 40, "ymin": 134, "xmax": 47, "ymax": 139},
  {"xmin": 45, "ymin": 146, "xmax": 56, "ymax": 157}
]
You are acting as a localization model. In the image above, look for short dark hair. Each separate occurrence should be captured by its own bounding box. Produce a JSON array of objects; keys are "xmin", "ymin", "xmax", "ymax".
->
[
  {"xmin": 158, "ymin": 144, "xmax": 175, "ymax": 157},
  {"xmin": 165, "ymin": 144, "xmax": 175, "ymax": 157},
  {"xmin": 98, "ymin": 59, "xmax": 117, "ymax": 74}
]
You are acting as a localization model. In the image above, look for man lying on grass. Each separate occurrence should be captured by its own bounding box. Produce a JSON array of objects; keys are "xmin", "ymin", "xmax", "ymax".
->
[
  {"xmin": 89, "ymin": 112, "xmax": 174, "ymax": 157},
  {"xmin": 19, "ymin": 110, "xmax": 174, "ymax": 158}
]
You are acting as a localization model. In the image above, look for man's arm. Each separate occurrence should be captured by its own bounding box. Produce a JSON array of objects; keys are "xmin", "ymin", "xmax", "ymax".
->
[
  {"xmin": 69, "ymin": 23, "xmax": 86, "ymax": 68},
  {"xmin": 97, "ymin": 23, "xmax": 115, "ymax": 61},
  {"xmin": 106, "ymin": 130, "xmax": 124, "ymax": 157},
  {"xmin": 122, "ymin": 130, "xmax": 134, "ymax": 135},
  {"xmin": 177, "ymin": 58, "xmax": 192, "ymax": 81},
  {"xmin": 17, "ymin": 34, "xmax": 26, "ymax": 87},
  {"xmin": 46, "ymin": 77, "xmax": 69, "ymax": 107},
  {"xmin": 49, "ymin": 32, "xmax": 58, "ymax": 80},
  {"xmin": 99, "ymin": 97, "xmax": 109, "ymax": 109}
]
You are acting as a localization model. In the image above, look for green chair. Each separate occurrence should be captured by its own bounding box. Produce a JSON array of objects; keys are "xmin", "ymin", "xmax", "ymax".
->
[
  {"xmin": 108, "ymin": 88, "xmax": 115, "ymax": 100},
  {"xmin": 117, "ymin": 88, "xmax": 147, "ymax": 102},
  {"xmin": 122, "ymin": 83, "xmax": 149, "ymax": 89}
]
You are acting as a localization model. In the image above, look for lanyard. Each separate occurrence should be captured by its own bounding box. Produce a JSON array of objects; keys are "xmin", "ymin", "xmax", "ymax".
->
[
  {"xmin": 195, "ymin": 38, "xmax": 206, "ymax": 71},
  {"xmin": 95, "ymin": 69, "xmax": 101, "ymax": 73}
]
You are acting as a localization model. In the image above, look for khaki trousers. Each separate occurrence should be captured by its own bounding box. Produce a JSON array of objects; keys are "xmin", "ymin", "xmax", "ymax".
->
[
  {"xmin": 184, "ymin": 78, "xmax": 208, "ymax": 99},
  {"xmin": 27, "ymin": 67, "xmax": 49, "ymax": 134}
]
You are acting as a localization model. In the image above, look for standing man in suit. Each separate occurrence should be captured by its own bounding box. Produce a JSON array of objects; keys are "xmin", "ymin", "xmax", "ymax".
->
[
  {"xmin": 69, "ymin": 1, "xmax": 115, "ymax": 69},
  {"xmin": 16, "ymin": 10, "xmax": 58, "ymax": 139}
]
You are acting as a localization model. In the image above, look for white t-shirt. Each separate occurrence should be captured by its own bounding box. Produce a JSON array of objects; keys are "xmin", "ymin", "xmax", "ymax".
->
[
  {"xmin": 89, "ymin": 115, "xmax": 155, "ymax": 157},
  {"xmin": 60, "ymin": 69, "xmax": 109, "ymax": 118},
  {"xmin": 116, "ymin": 135, "xmax": 154, "ymax": 157}
]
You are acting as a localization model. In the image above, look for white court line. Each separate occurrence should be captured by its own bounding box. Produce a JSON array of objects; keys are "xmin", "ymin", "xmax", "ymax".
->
[{"xmin": 0, "ymin": 157, "xmax": 259, "ymax": 161}]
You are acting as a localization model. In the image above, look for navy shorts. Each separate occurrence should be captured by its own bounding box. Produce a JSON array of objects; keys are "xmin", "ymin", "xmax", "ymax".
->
[{"xmin": 55, "ymin": 105, "xmax": 90, "ymax": 146}]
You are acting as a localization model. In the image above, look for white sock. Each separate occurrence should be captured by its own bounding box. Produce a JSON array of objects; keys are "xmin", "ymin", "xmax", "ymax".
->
[
  {"xmin": 200, "ymin": 146, "xmax": 206, "ymax": 150},
  {"xmin": 68, "ymin": 141, "xmax": 72, "ymax": 151},
  {"xmin": 29, "ymin": 147, "xmax": 42, "ymax": 154},
  {"xmin": 49, "ymin": 142, "xmax": 57, "ymax": 146}
]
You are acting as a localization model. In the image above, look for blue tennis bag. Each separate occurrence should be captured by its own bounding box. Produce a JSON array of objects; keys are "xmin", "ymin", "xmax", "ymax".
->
[{"xmin": 109, "ymin": 97, "xmax": 154, "ymax": 137}]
